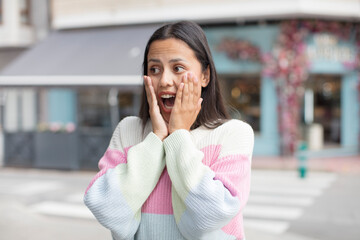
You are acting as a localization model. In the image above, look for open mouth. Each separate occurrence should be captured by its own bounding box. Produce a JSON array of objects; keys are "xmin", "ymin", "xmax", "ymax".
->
[{"xmin": 161, "ymin": 94, "xmax": 176, "ymax": 111}]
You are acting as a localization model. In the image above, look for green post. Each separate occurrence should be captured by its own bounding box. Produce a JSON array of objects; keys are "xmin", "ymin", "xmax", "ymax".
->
[{"xmin": 297, "ymin": 141, "xmax": 308, "ymax": 178}]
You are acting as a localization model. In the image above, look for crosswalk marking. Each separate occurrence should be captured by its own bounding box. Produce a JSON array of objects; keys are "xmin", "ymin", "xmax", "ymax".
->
[
  {"xmin": 244, "ymin": 219, "xmax": 289, "ymax": 234},
  {"xmin": 251, "ymin": 171, "xmax": 337, "ymax": 185},
  {"xmin": 250, "ymin": 185, "xmax": 323, "ymax": 196},
  {"xmin": 31, "ymin": 201, "xmax": 95, "ymax": 220},
  {"xmin": 65, "ymin": 193, "xmax": 85, "ymax": 203},
  {"xmin": 251, "ymin": 177, "xmax": 335, "ymax": 188},
  {"xmin": 244, "ymin": 170, "xmax": 337, "ymax": 235},
  {"xmin": 248, "ymin": 194, "xmax": 314, "ymax": 206},
  {"xmin": 1, "ymin": 181, "xmax": 63, "ymax": 196},
  {"xmin": 244, "ymin": 204, "xmax": 303, "ymax": 220}
]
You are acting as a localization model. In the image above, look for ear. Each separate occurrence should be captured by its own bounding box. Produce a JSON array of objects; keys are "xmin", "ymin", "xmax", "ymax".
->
[{"xmin": 200, "ymin": 66, "xmax": 210, "ymax": 87}]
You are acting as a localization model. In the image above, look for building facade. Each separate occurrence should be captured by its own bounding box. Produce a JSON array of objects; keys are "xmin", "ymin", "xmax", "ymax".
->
[
  {"xmin": 0, "ymin": 0, "xmax": 359, "ymax": 169},
  {"xmin": 0, "ymin": 0, "xmax": 51, "ymax": 166},
  {"xmin": 204, "ymin": 21, "xmax": 359, "ymax": 157}
]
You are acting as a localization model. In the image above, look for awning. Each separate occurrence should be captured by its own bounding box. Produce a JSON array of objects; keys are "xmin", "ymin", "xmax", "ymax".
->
[
  {"xmin": 0, "ymin": 48, "xmax": 26, "ymax": 71},
  {"xmin": 0, "ymin": 24, "xmax": 160, "ymax": 86}
]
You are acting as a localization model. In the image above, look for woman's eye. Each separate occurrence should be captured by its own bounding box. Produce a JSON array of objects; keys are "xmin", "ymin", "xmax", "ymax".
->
[
  {"xmin": 149, "ymin": 67, "xmax": 160, "ymax": 74},
  {"xmin": 174, "ymin": 66, "xmax": 185, "ymax": 73}
]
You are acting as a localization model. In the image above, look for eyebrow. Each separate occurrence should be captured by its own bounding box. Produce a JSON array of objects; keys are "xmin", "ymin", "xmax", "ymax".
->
[
  {"xmin": 148, "ymin": 58, "xmax": 161, "ymax": 63},
  {"xmin": 169, "ymin": 58, "xmax": 187, "ymax": 63},
  {"xmin": 148, "ymin": 58, "xmax": 187, "ymax": 63}
]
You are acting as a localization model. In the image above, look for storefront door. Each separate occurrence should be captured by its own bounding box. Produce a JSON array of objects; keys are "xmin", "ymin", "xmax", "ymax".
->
[{"xmin": 302, "ymin": 74, "xmax": 342, "ymax": 150}]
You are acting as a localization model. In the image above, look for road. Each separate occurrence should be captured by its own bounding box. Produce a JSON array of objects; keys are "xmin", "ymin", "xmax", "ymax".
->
[
  {"xmin": 0, "ymin": 167, "xmax": 359, "ymax": 240},
  {"xmin": 244, "ymin": 170, "xmax": 360, "ymax": 240}
]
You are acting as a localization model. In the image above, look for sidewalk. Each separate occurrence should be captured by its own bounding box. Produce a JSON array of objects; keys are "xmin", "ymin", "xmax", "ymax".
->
[{"xmin": 252, "ymin": 155, "xmax": 360, "ymax": 174}]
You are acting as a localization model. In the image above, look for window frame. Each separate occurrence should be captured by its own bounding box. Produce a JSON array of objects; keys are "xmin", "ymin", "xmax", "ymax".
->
[
  {"xmin": 219, "ymin": 73, "xmax": 262, "ymax": 132},
  {"xmin": 19, "ymin": 0, "xmax": 31, "ymax": 26}
]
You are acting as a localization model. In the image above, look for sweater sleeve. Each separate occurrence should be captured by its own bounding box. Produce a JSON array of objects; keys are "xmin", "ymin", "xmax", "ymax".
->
[
  {"xmin": 84, "ymin": 117, "xmax": 165, "ymax": 240},
  {"xmin": 163, "ymin": 121, "xmax": 254, "ymax": 240}
]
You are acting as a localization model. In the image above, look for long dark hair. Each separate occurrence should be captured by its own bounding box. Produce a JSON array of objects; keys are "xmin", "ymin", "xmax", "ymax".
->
[{"xmin": 139, "ymin": 21, "xmax": 230, "ymax": 129}]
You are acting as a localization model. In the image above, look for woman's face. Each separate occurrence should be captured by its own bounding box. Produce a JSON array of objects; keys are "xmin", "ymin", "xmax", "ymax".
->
[{"xmin": 147, "ymin": 38, "xmax": 209, "ymax": 123}]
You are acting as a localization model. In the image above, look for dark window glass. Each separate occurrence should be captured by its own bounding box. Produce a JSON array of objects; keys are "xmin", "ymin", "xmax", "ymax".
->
[
  {"xmin": 78, "ymin": 88, "xmax": 111, "ymax": 129},
  {"xmin": 220, "ymin": 74, "xmax": 261, "ymax": 131},
  {"xmin": 301, "ymin": 74, "xmax": 341, "ymax": 148},
  {"xmin": 78, "ymin": 88, "xmax": 140, "ymax": 130}
]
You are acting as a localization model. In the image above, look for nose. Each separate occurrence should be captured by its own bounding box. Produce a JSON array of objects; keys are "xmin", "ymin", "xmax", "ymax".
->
[{"xmin": 159, "ymin": 69, "xmax": 174, "ymax": 87}]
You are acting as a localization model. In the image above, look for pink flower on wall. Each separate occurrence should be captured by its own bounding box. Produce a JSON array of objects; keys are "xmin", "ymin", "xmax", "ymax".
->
[{"xmin": 217, "ymin": 38, "xmax": 262, "ymax": 62}]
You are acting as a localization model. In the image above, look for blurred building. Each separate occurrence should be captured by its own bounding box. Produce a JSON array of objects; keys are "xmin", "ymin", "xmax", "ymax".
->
[
  {"xmin": 0, "ymin": 0, "xmax": 50, "ymax": 166},
  {"xmin": 0, "ymin": 0, "xmax": 359, "ymax": 169}
]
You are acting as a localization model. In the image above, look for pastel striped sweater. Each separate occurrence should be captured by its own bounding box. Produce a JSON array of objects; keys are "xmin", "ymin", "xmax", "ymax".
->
[{"xmin": 84, "ymin": 116, "xmax": 254, "ymax": 240}]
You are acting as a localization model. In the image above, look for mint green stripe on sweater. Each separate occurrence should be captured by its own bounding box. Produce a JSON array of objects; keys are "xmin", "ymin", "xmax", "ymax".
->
[
  {"xmin": 117, "ymin": 132, "xmax": 165, "ymax": 214},
  {"xmin": 164, "ymin": 130, "xmax": 210, "ymax": 197}
]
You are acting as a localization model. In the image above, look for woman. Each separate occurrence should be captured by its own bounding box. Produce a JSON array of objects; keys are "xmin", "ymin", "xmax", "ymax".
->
[{"xmin": 84, "ymin": 21, "xmax": 254, "ymax": 240}]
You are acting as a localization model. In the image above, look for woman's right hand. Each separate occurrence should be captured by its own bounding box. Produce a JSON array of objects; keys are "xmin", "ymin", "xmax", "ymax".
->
[{"xmin": 144, "ymin": 76, "xmax": 168, "ymax": 141}]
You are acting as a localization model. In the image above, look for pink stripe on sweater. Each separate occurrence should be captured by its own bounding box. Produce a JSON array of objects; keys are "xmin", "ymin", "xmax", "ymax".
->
[
  {"xmin": 201, "ymin": 145, "xmax": 250, "ymax": 238},
  {"xmin": 212, "ymin": 154, "xmax": 250, "ymax": 197},
  {"xmin": 200, "ymin": 145, "xmax": 251, "ymax": 196},
  {"xmin": 84, "ymin": 147, "xmax": 131, "ymax": 194},
  {"xmin": 142, "ymin": 168, "xmax": 173, "ymax": 214},
  {"xmin": 221, "ymin": 212, "xmax": 245, "ymax": 239},
  {"xmin": 140, "ymin": 146, "xmax": 222, "ymax": 215},
  {"xmin": 200, "ymin": 145, "xmax": 222, "ymax": 166}
]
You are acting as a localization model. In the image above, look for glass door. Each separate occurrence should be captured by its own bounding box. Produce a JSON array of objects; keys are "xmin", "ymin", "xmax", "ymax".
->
[{"xmin": 302, "ymin": 74, "xmax": 341, "ymax": 149}]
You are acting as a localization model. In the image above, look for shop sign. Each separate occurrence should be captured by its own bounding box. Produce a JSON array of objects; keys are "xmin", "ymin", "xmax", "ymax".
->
[{"xmin": 306, "ymin": 33, "xmax": 356, "ymax": 63}]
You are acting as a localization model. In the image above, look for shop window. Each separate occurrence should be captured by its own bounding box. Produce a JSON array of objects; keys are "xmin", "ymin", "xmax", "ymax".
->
[
  {"xmin": 78, "ymin": 88, "xmax": 111, "ymax": 129},
  {"xmin": 302, "ymin": 74, "xmax": 341, "ymax": 148},
  {"xmin": 78, "ymin": 88, "xmax": 140, "ymax": 130},
  {"xmin": 220, "ymin": 74, "xmax": 261, "ymax": 132},
  {"xmin": 118, "ymin": 92, "xmax": 137, "ymax": 118},
  {"xmin": 19, "ymin": 0, "xmax": 31, "ymax": 25}
]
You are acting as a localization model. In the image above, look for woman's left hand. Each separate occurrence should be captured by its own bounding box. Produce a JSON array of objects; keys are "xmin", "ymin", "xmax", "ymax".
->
[{"xmin": 168, "ymin": 72, "xmax": 203, "ymax": 134}]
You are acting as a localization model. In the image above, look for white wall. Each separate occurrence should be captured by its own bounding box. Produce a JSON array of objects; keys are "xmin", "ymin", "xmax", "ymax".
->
[
  {"xmin": 4, "ymin": 89, "xmax": 19, "ymax": 132},
  {"xmin": 30, "ymin": 0, "xmax": 50, "ymax": 41},
  {"xmin": 21, "ymin": 89, "xmax": 36, "ymax": 131},
  {"xmin": 0, "ymin": 0, "xmax": 34, "ymax": 47},
  {"xmin": 3, "ymin": 88, "xmax": 37, "ymax": 132},
  {"xmin": 51, "ymin": 0, "xmax": 360, "ymax": 29}
]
